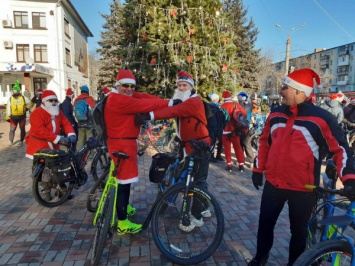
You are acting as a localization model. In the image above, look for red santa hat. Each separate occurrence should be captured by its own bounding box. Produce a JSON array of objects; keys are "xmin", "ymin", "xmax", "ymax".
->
[
  {"xmin": 281, "ymin": 68, "xmax": 321, "ymax": 97},
  {"xmin": 222, "ymin": 91, "xmax": 232, "ymax": 101},
  {"xmin": 36, "ymin": 88, "xmax": 43, "ymax": 94},
  {"xmin": 66, "ymin": 88, "xmax": 74, "ymax": 96},
  {"xmin": 115, "ymin": 69, "xmax": 136, "ymax": 86},
  {"xmin": 176, "ymin": 71, "xmax": 194, "ymax": 87},
  {"xmin": 41, "ymin": 90, "xmax": 57, "ymax": 102},
  {"xmin": 103, "ymin": 87, "xmax": 111, "ymax": 96},
  {"xmin": 329, "ymin": 94, "xmax": 338, "ymax": 100}
]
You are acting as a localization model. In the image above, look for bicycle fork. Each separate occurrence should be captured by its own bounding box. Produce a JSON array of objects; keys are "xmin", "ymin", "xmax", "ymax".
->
[{"xmin": 180, "ymin": 158, "xmax": 195, "ymax": 226}]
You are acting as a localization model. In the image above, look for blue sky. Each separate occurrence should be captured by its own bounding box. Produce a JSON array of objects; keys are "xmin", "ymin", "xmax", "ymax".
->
[{"xmin": 71, "ymin": 0, "xmax": 355, "ymax": 62}]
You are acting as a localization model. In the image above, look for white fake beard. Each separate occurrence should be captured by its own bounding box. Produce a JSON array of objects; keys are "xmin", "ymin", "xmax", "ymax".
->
[
  {"xmin": 172, "ymin": 89, "xmax": 191, "ymax": 102},
  {"xmin": 44, "ymin": 102, "xmax": 59, "ymax": 116}
]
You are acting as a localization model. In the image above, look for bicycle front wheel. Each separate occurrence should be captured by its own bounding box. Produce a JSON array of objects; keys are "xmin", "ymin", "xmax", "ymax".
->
[
  {"xmin": 151, "ymin": 183, "xmax": 225, "ymax": 265},
  {"xmin": 293, "ymin": 239, "xmax": 353, "ymax": 266},
  {"xmin": 91, "ymin": 149, "xmax": 111, "ymax": 182},
  {"xmin": 91, "ymin": 186, "xmax": 115, "ymax": 266}
]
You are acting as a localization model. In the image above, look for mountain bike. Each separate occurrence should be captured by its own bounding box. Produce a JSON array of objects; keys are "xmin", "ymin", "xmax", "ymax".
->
[
  {"xmin": 293, "ymin": 184, "xmax": 355, "ymax": 265},
  {"xmin": 90, "ymin": 139, "xmax": 225, "ymax": 265},
  {"xmin": 137, "ymin": 120, "xmax": 175, "ymax": 152},
  {"xmin": 32, "ymin": 137, "xmax": 102, "ymax": 207}
]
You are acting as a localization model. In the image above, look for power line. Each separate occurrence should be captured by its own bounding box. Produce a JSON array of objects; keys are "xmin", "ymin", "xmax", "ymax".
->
[{"xmin": 313, "ymin": 0, "xmax": 355, "ymax": 41}]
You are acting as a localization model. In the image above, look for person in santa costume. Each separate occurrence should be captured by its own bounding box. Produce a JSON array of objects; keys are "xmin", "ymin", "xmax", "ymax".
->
[
  {"xmin": 25, "ymin": 90, "xmax": 76, "ymax": 159},
  {"xmin": 248, "ymin": 68, "xmax": 355, "ymax": 266},
  {"xmin": 105, "ymin": 69, "xmax": 180, "ymax": 235},
  {"xmin": 220, "ymin": 90, "xmax": 246, "ymax": 173},
  {"xmin": 135, "ymin": 71, "xmax": 212, "ymax": 232}
]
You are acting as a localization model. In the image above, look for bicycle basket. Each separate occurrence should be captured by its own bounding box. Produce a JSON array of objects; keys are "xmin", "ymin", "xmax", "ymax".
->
[
  {"xmin": 149, "ymin": 152, "xmax": 176, "ymax": 183},
  {"xmin": 33, "ymin": 149, "xmax": 73, "ymax": 184}
]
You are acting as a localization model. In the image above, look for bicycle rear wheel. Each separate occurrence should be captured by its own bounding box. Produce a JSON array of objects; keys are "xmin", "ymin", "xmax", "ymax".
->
[
  {"xmin": 91, "ymin": 186, "xmax": 115, "ymax": 266},
  {"xmin": 151, "ymin": 183, "xmax": 225, "ymax": 265},
  {"xmin": 250, "ymin": 133, "xmax": 260, "ymax": 152},
  {"xmin": 87, "ymin": 168, "xmax": 109, "ymax": 213},
  {"xmin": 91, "ymin": 149, "xmax": 111, "ymax": 182},
  {"xmin": 293, "ymin": 239, "xmax": 353, "ymax": 266}
]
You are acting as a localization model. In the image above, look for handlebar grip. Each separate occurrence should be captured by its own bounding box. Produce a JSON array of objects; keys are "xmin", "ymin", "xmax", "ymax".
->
[{"xmin": 304, "ymin": 184, "xmax": 316, "ymax": 190}]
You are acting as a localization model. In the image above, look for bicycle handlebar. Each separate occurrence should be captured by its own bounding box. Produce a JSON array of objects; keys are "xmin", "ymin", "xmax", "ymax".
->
[{"xmin": 304, "ymin": 184, "xmax": 355, "ymax": 200}]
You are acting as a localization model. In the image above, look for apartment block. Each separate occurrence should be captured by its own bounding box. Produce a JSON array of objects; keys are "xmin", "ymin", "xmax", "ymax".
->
[{"xmin": 0, "ymin": 0, "xmax": 93, "ymax": 106}]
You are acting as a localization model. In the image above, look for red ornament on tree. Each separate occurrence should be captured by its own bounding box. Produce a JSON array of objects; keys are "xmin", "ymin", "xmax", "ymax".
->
[
  {"xmin": 170, "ymin": 9, "xmax": 177, "ymax": 17},
  {"xmin": 233, "ymin": 68, "xmax": 238, "ymax": 73},
  {"xmin": 184, "ymin": 38, "xmax": 189, "ymax": 43},
  {"xmin": 222, "ymin": 64, "xmax": 228, "ymax": 72},
  {"xmin": 206, "ymin": 19, "xmax": 211, "ymax": 25},
  {"xmin": 222, "ymin": 37, "xmax": 228, "ymax": 44},
  {"xmin": 116, "ymin": 57, "xmax": 121, "ymax": 61},
  {"xmin": 188, "ymin": 29, "xmax": 195, "ymax": 35},
  {"xmin": 150, "ymin": 58, "xmax": 156, "ymax": 64},
  {"xmin": 142, "ymin": 33, "xmax": 147, "ymax": 40},
  {"xmin": 187, "ymin": 55, "xmax": 193, "ymax": 63}
]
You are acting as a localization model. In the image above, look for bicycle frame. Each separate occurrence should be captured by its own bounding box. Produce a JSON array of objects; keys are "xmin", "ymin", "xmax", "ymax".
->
[{"xmin": 306, "ymin": 183, "xmax": 355, "ymax": 265}]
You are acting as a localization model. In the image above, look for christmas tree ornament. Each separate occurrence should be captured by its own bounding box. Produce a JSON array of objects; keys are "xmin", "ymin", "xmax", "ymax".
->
[
  {"xmin": 206, "ymin": 19, "xmax": 211, "ymax": 25},
  {"xmin": 150, "ymin": 58, "xmax": 156, "ymax": 64},
  {"xmin": 170, "ymin": 9, "xmax": 177, "ymax": 17},
  {"xmin": 188, "ymin": 29, "xmax": 195, "ymax": 35},
  {"xmin": 222, "ymin": 64, "xmax": 228, "ymax": 72},
  {"xmin": 142, "ymin": 33, "xmax": 147, "ymax": 40},
  {"xmin": 184, "ymin": 38, "xmax": 189, "ymax": 43},
  {"xmin": 233, "ymin": 68, "xmax": 238, "ymax": 73},
  {"xmin": 222, "ymin": 37, "xmax": 228, "ymax": 44},
  {"xmin": 187, "ymin": 55, "xmax": 193, "ymax": 63}
]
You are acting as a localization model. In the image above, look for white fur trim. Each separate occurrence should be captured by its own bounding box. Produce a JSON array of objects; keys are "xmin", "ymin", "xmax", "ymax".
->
[
  {"xmin": 282, "ymin": 76, "xmax": 313, "ymax": 96},
  {"xmin": 149, "ymin": 111, "xmax": 155, "ymax": 121},
  {"xmin": 115, "ymin": 78, "xmax": 136, "ymax": 86},
  {"xmin": 53, "ymin": 135, "xmax": 61, "ymax": 144},
  {"xmin": 42, "ymin": 95, "xmax": 57, "ymax": 102},
  {"xmin": 176, "ymin": 78, "xmax": 194, "ymax": 87},
  {"xmin": 168, "ymin": 99, "xmax": 173, "ymax": 106},
  {"xmin": 26, "ymin": 154, "xmax": 34, "ymax": 159}
]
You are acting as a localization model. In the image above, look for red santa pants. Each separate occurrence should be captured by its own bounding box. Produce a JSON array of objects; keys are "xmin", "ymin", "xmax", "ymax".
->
[{"xmin": 222, "ymin": 133, "xmax": 245, "ymax": 166}]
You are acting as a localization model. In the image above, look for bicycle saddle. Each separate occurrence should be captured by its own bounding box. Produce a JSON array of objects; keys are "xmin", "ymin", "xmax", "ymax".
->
[
  {"xmin": 188, "ymin": 139, "xmax": 211, "ymax": 153},
  {"xmin": 112, "ymin": 152, "xmax": 129, "ymax": 160}
]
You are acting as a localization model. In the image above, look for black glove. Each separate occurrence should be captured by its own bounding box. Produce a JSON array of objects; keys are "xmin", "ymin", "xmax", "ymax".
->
[
  {"xmin": 344, "ymin": 179, "xmax": 355, "ymax": 193},
  {"xmin": 252, "ymin": 172, "xmax": 263, "ymax": 190},
  {"xmin": 134, "ymin": 113, "xmax": 151, "ymax": 126},
  {"xmin": 59, "ymin": 136, "xmax": 70, "ymax": 143},
  {"xmin": 173, "ymin": 99, "xmax": 182, "ymax": 106},
  {"xmin": 68, "ymin": 135, "xmax": 77, "ymax": 143}
]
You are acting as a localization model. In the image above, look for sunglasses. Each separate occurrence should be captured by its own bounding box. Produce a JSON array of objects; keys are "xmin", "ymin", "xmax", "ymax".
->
[
  {"xmin": 47, "ymin": 99, "xmax": 58, "ymax": 103},
  {"xmin": 281, "ymin": 85, "xmax": 289, "ymax": 91},
  {"xmin": 120, "ymin": 84, "xmax": 135, "ymax": 88}
]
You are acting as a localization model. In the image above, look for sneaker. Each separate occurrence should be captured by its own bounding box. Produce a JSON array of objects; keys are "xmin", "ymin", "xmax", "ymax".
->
[
  {"xmin": 201, "ymin": 209, "xmax": 211, "ymax": 218},
  {"xmin": 179, "ymin": 215, "xmax": 204, "ymax": 232},
  {"xmin": 225, "ymin": 165, "xmax": 232, "ymax": 173},
  {"xmin": 117, "ymin": 219, "xmax": 142, "ymax": 235},
  {"xmin": 127, "ymin": 204, "xmax": 136, "ymax": 216},
  {"xmin": 216, "ymin": 156, "xmax": 224, "ymax": 161},
  {"xmin": 239, "ymin": 165, "xmax": 244, "ymax": 172}
]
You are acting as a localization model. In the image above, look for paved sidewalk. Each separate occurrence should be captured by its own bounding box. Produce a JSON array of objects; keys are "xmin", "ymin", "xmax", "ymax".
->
[{"xmin": 0, "ymin": 121, "xmax": 293, "ymax": 266}]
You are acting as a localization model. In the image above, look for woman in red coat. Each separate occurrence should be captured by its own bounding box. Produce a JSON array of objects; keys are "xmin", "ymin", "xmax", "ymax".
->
[{"xmin": 25, "ymin": 90, "xmax": 76, "ymax": 159}]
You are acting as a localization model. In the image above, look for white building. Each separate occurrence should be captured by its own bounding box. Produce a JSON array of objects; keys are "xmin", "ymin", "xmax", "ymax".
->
[{"xmin": 0, "ymin": 0, "xmax": 93, "ymax": 106}]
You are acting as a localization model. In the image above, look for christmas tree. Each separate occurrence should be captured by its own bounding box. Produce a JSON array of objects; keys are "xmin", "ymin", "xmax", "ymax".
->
[{"xmin": 97, "ymin": 0, "xmax": 260, "ymax": 99}]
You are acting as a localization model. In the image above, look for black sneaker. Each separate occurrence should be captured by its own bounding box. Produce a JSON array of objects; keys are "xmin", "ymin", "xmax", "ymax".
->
[
  {"xmin": 216, "ymin": 156, "xmax": 224, "ymax": 161},
  {"xmin": 225, "ymin": 166, "xmax": 232, "ymax": 172},
  {"xmin": 239, "ymin": 165, "xmax": 244, "ymax": 172}
]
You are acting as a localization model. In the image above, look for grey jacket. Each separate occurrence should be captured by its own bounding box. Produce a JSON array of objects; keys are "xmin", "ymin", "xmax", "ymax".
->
[{"xmin": 320, "ymin": 99, "xmax": 344, "ymax": 124}]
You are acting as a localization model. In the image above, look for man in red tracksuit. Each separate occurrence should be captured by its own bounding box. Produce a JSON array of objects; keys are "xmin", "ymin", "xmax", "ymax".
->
[
  {"xmin": 105, "ymin": 69, "xmax": 180, "ymax": 235},
  {"xmin": 220, "ymin": 91, "xmax": 246, "ymax": 172},
  {"xmin": 248, "ymin": 68, "xmax": 355, "ymax": 266}
]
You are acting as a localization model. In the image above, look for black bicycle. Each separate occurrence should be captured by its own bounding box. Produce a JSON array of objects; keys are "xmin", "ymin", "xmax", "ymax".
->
[
  {"xmin": 89, "ymin": 139, "xmax": 225, "ymax": 265},
  {"xmin": 32, "ymin": 137, "xmax": 101, "ymax": 207}
]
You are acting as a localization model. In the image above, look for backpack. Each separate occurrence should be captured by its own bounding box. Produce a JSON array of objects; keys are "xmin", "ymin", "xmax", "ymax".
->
[
  {"xmin": 10, "ymin": 96, "xmax": 26, "ymax": 116},
  {"xmin": 149, "ymin": 152, "xmax": 176, "ymax": 183},
  {"xmin": 74, "ymin": 98, "xmax": 90, "ymax": 122},
  {"xmin": 89, "ymin": 96, "xmax": 108, "ymax": 144},
  {"xmin": 232, "ymin": 102, "xmax": 249, "ymax": 133},
  {"xmin": 202, "ymin": 101, "xmax": 230, "ymax": 140}
]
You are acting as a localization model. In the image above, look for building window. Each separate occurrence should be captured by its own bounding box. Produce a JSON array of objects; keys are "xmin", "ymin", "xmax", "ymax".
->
[
  {"xmin": 14, "ymin": 11, "xmax": 28, "ymax": 28},
  {"xmin": 33, "ymin": 77, "xmax": 47, "ymax": 91},
  {"xmin": 34, "ymin": 44, "xmax": 48, "ymax": 62},
  {"xmin": 330, "ymin": 60, "xmax": 332, "ymax": 65},
  {"xmin": 64, "ymin": 18, "xmax": 70, "ymax": 37},
  {"xmin": 32, "ymin": 12, "xmax": 46, "ymax": 29},
  {"xmin": 66, "ymin": 48, "xmax": 71, "ymax": 66},
  {"xmin": 16, "ymin": 44, "xmax": 30, "ymax": 62}
]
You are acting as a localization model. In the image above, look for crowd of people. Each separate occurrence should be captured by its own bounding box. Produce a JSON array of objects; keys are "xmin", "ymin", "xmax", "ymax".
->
[{"xmin": 5, "ymin": 67, "xmax": 355, "ymax": 265}]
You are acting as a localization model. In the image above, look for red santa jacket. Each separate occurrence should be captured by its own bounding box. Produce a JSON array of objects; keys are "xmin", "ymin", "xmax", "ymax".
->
[
  {"xmin": 220, "ymin": 100, "xmax": 247, "ymax": 133},
  {"xmin": 105, "ymin": 92, "xmax": 170, "ymax": 183},
  {"xmin": 25, "ymin": 106, "xmax": 75, "ymax": 159},
  {"xmin": 151, "ymin": 94, "xmax": 211, "ymax": 154}
]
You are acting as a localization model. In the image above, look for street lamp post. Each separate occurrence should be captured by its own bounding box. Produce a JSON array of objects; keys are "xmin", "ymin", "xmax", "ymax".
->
[{"xmin": 276, "ymin": 23, "xmax": 306, "ymax": 75}]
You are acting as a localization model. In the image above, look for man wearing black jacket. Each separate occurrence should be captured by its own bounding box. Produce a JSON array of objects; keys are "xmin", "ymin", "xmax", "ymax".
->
[{"xmin": 60, "ymin": 88, "xmax": 78, "ymax": 137}]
